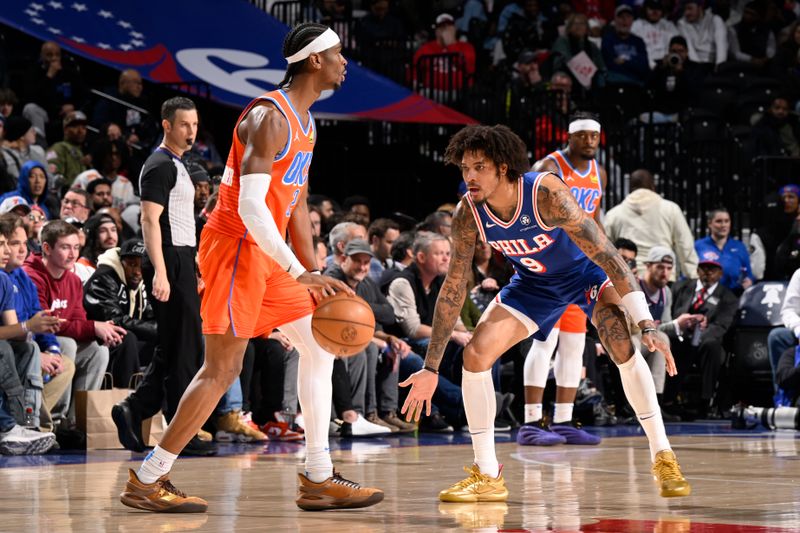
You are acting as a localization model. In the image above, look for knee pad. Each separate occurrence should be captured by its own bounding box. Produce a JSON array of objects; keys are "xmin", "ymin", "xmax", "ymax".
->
[
  {"xmin": 524, "ymin": 328, "xmax": 558, "ymax": 387},
  {"xmin": 553, "ymin": 332, "xmax": 585, "ymax": 388}
]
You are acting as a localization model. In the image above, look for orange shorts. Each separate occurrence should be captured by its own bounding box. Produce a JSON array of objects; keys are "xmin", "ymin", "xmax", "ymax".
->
[
  {"xmin": 553, "ymin": 304, "xmax": 587, "ymax": 333},
  {"xmin": 198, "ymin": 228, "xmax": 314, "ymax": 338}
]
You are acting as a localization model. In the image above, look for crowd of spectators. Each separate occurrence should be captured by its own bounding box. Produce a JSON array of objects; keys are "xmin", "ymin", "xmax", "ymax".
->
[{"xmin": 2, "ymin": 0, "xmax": 800, "ymax": 456}]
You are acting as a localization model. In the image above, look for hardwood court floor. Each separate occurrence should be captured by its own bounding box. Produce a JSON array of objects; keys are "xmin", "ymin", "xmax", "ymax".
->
[{"xmin": 1, "ymin": 428, "xmax": 799, "ymax": 532}]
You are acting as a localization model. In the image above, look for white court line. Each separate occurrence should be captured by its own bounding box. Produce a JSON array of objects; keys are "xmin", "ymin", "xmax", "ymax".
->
[{"xmin": 509, "ymin": 453, "xmax": 800, "ymax": 487}]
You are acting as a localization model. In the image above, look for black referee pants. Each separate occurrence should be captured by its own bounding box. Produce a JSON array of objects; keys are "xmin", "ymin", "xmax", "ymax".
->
[{"xmin": 129, "ymin": 246, "xmax": 204, "ymax": 422}]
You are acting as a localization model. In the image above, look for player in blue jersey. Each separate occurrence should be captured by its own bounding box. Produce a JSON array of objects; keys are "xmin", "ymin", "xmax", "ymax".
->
[{"xmin": 400, "ymin": 124, "xmax": 690, "ymax": 502}]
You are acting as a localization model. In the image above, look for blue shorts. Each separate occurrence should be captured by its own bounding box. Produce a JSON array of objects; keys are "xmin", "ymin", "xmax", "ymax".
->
[{"xmin": 496, "ymin": 261, "xmax": 611, "ymax": 341}]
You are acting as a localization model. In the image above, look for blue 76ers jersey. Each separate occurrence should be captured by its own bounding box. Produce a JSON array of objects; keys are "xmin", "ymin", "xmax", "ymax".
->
[{"xmin": 463, "ymin": 172, "xmax": 595, "ymax": 283}]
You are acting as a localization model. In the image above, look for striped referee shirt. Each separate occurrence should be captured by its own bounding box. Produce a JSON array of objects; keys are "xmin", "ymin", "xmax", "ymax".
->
[{"xmin": 139, "ymin": 147, "xmax": 196, "ymax": 247}]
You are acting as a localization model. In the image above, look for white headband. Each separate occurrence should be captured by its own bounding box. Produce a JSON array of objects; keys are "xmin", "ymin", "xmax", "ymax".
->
[
  {"xmin": 568, "ymin": 119, "xmax": 601, "ymax": 134},
  {"xmin": 285, "ymin": 28, "xmax": 341, "ymax": 64}
]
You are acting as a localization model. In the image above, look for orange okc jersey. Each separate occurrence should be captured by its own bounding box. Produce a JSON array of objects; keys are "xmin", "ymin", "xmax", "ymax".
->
[
  {"xmin": 206, "ymin": 89, "xmax": 316, "ymax": 241},
  {"xmin": 546, "ymin": 150, "xmax": 603, "ymax": 334},
  {"xmin": 545, "ymin": 150, "xmax": 602, "ymax": 215}
]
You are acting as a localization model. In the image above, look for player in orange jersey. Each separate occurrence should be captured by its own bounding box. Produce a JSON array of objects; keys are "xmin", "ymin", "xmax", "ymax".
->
[
  {"xmin": 518, "ymin": 112, "xmax": 610, "ymax": 446},
  {"xmin": 120, "ymin": 23, "xmax": 384, "ymax": 513}
]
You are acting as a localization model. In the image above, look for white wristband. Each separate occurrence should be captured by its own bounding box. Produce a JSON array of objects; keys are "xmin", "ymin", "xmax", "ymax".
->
[
  {"xmin": 287, "ymin": 261, "xmax": 306, "ymax": 279},
  {"xmin": 621, "ymin": 291, "xmax": 653, "ymax": 325}
]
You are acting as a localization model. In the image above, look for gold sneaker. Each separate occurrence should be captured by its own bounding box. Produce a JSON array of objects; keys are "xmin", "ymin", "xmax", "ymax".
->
[
  {"xmin": 652, "ymin": 450, "xmax": 691, "ymax": 497},
  {"xmin": 214, "ymin": 410, "xmax": 267, "ymax": 443},
  {"xmin": 438, "ymin": 465, "xmax": 509, "ymax": 503}
]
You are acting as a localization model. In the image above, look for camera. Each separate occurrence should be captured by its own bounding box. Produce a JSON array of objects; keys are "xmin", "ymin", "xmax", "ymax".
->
[
  {"xmin": 665, "ymin": 53, "xmax": 682, "ymax": 68},
  {"xmin": 730, "ymin": 404, "xmax": 800, "ymax": 430}
]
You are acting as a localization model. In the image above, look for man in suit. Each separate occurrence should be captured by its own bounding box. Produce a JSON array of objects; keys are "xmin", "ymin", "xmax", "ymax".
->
[{"xmin": 661, "ymin": 254, "xmax": 738, "ymax": 417}]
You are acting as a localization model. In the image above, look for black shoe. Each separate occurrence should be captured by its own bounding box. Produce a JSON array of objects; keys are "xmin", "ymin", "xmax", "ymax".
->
[
  {"xmin": 54, "ymin": 426, "xmax": 86, "ymax": 450},
  {"xmin": 419, "ymin": 412, "xmax": 453, "ymax": 433},
  {"xmin": 661, "ymin": 408, "xmax": 681, "ymax": 423},
  {"xmin": 183, "ymin": 435, "xmax": 218, "ymax": 456},
  {"xmin": 111, "ymin": 399, "xmax": 145, "ymax": 452},
  {"xmin": 494, "ymin": 418, "xmax": 512, "ymax": 432}
]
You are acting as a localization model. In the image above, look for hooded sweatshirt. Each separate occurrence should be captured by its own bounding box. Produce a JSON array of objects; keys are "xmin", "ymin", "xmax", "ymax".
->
[
  {"xmin": 677, "ymin": 9, "xmax": 728, "ymax": 64},
  {"xmin": 605, "ymin": 188, "xmax": 699, "ymax": 279},
  {"xmin": 23, "ymin": 253, "xmax": 96, "ymax": 341},
  {"xmin": 0, "ymin": 160, "xmax": 57, "ymax": 219}
]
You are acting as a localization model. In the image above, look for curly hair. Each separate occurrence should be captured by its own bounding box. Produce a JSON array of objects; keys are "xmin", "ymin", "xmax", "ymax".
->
[
  {"xmin": 444, "ymin": 124, "xmax": 530, "ymax": 183},
  {"xmin": 277, "ymin": 22, "xmax": 330, "ymax": 89}
]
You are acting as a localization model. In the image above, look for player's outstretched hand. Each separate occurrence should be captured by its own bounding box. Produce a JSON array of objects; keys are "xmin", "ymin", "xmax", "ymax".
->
[
  {"xmin": 399, "ymin": 368, "xmax": 438, "ymax": 422},
  {"xmin": 642, "ymin": 329, "xmax": 677, "ymax": 376},
  {"xmin": 297, "ymin": 272, "xmax": 354, "ymax": 303}
]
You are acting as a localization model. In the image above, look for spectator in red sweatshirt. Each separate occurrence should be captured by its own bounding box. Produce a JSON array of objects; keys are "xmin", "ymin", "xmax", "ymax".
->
[
  {"xmin": 23, "ymin": 220, "xmax": 125, "ymax": 424},
  {"xmin": 413, "ymin": 13, "xmax": 476, "ymax": 92}
]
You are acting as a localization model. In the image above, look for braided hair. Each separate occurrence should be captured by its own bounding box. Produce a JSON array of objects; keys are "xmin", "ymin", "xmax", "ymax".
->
[
  {"xmin": 444, "ymin": 125, "xmax": 531, "ymax": 183},
  {"xmin": 277, "ymin": 22, "xmax": 330, "ymax": 89}
]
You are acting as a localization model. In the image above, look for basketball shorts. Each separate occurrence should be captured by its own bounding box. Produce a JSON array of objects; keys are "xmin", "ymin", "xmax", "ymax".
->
[
  {"xmin": 198, "ymin": 228, "xmax": 314, "ymax": 338},
  {"xmin": 496, "ymin": 261, "xmax": 611, "ymax": 342},
  {"xmin": 553, "ymin": 304, "xmax": 588, "ymax": 333}
]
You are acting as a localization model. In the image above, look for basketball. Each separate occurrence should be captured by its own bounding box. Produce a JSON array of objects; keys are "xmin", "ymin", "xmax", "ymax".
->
[{"xmin": 311, "ymin": 292, "xmax": 376, "ymax": 357}]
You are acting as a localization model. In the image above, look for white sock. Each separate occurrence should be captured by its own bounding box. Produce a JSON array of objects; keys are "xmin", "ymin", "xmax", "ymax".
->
[
  {"xmin": 524, "ymin": 403, "xmax": 543, "ymax": 423},
  {"xmin": 524, "ymin": 328, "xmax": 559, "ymax": 388},
  {"xmin": 137, "ymin": 445, "xmax": 178, "ymax": 484},
  {"xmin": 553, "ymin": 403, "xmax": 573, "ymax": 424},
  {"xmin": 617, "ymin": 350, "xmax": 672, "ymax": 461},
  {"xmin": 280, "ymin": 316, "xmax": 335, "ymax": 483},
  {"xmin": 462, "ymin": 368, "xmax": 499, "ymax": 478}
]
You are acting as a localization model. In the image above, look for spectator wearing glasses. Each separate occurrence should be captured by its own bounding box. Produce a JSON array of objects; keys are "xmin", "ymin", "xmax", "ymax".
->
[
  {"xmin": 615, "ymin": 238, "xmax": 640, "ymax": 278},
  {"xmin": 59, "ymin": 187, "xmax": 91, "ymax": 224},
  {"xmin": 26, "ymin": 206, "xmax": 47, "ymax": 254}
]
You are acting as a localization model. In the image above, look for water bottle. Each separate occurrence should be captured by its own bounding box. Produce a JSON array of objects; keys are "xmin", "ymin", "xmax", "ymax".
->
[
  {"xmin": 43, "ymin": 373, "xmax": 52, "ymax": 384},
  {"xmin": 23, "ymin": 407, "xmax": 35, "ymax": 428}
]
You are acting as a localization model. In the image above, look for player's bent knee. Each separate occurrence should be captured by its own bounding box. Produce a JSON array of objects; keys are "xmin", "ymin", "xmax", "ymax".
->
[
  {"xmin": 605, "ymin": 342, "xmax": 635, "ymax": 366},
  {"xmin": 462, "ymin": 344, "xmax": 494, "ymax": 373}
]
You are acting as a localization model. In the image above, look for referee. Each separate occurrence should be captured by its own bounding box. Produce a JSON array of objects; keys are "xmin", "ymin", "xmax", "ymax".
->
[{"xmin": 112, "ymin": 97, "xmax": 215, "ymax": 455}]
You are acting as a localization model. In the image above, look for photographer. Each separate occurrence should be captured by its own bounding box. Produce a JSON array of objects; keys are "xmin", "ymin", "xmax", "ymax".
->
[{"xmin": 646, "ymin": 36, "xmax": 698, "ymax": 122}]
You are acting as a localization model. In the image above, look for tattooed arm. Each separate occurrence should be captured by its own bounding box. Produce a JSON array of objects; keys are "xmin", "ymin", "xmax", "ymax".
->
[
  {"xmin": 423, "ymin": 200, "xmax": 479, "ymax": 371},
  {"xmin": 536, "ymin": 173, "xmax": 652, "ymax": 326},
  {"xmin": 594, "ymin": 165, "xmax": 608, "ymax": 228}
]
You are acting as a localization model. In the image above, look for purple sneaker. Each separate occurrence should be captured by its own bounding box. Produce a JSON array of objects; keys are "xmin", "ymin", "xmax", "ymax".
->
[
  {"xmin": 516, "ymin": 421, "xmax": 567, "ymax": 446},
  {"xmin": 550, "ymin": 422, "xmax": 601, "ymax": 445}
]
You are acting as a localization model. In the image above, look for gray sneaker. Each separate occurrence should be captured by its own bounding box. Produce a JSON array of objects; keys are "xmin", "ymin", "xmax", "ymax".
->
[{"xmin": 0, "ymin": 425, "xmax": 57, "ymax": 455}]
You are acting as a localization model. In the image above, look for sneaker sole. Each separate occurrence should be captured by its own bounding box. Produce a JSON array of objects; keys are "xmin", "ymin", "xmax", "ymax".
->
[
  {"xmin": 120, "ymin": 493, "xmax": 208, "ymax": 513},
  {"xmin": 296, "ymin": 491, "xmax": 384, "ymax": 511},
  {"xmin": 215, "ymin": 432, "xmax": 266, "ymax": 443},
  {"xmin": 0, "ymin": 435, "xmax": 56, "ymax": 455},
  {"xmin": 439, "ymin": 490, "xmax": 509, "ymax": 503},
  {"xmin": 658, "ymin": 483, "xmax": 692, "ymax": 498}
]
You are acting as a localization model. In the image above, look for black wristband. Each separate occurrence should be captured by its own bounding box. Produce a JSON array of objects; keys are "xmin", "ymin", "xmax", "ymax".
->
[
  {"xmin": 423, "ymin": 365, "xmax": 439, "ymax": 374},
  {"xmin": 642, "ymin": 327, "xmax": 657, "ymax": 335}
]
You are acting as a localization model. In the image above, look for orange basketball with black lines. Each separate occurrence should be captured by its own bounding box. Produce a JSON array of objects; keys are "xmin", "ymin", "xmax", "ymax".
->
[{"xmin": 311, "ymin": 292, "xmax": 376, "ymax": 357}]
